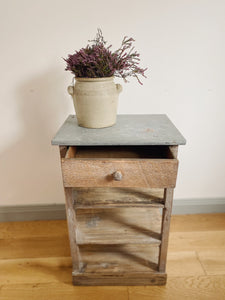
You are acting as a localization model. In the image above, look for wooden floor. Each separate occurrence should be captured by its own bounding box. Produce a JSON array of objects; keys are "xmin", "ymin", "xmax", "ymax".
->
[{"xmin": 0, "ymin": 213, "xmax": 224, "ymax": 299}]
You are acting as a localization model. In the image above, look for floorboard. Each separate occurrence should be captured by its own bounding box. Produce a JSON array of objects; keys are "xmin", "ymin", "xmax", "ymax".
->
[{"xmin": 0, "ymin": 213, "xmax": 224, "ymax": 300}]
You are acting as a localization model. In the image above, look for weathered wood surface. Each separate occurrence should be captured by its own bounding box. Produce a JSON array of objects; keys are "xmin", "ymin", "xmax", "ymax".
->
[
  {"xmin": 73, "ymin": 187, "xmax": 164, "ymax": 209},
  {"xmin": 64, "ymin": 188, "xmax": 82, "ymax": 272},
  {"xmin": 158, "ymin": 188, "xmax": 174, "ymax": 272},
  {"xmin": 65, "ymin": 146, "xmax": 77, "ymax": 158},
  {"xmin": 73, "ymin": 273, "xmax": 167, "ymax": 286},
  {"xmin": 58, "ymin": 142, "xmax": 180, "ymax": 285},
  {"xmin": 51, "ymin": 115, "xmax": 186, "ymax": 146},
  {"xmin": 61, "ymin": 158, "xmax": 178, "ymax": 188},
  {"xmin": 1, "ymin": 214, "xmax": 224, "ymax": 297},
  {"xmin": 72, "ymin": 244, "xmax": 166, "ymax": 285},
  {"xmin": 74, "ymin": 244, "xmax": 159, "ymax": 274},
  {"xmin": 75, "ymin": 207, "xmax": 162, "ymax": 245},
  {"xmin": 168, "ymin": 145, "xmax": 178, "ymax": 159}
]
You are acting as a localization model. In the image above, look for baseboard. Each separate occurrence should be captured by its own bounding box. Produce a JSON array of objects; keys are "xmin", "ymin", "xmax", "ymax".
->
[
  {"xmin": 173, "ymin": 198, "xmax": 225, "ymax": 215},
  {"xmin": 0, "ymin": 198, "xmax": 224, "ymax": 222},
  {"xmin": 0, "ymin": 204, "xmax": 66, "ymax": 222}
]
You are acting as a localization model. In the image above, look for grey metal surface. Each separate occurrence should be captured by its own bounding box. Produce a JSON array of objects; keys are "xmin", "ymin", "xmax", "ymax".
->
[{"xmin": 51, "ymin": 114, "xmax": 186, "ymax": 146}]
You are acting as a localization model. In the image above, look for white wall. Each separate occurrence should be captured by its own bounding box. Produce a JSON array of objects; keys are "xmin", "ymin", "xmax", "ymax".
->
[{"xmin": 0, "ymin": 0, "xmax": 225, "ymax": 205}]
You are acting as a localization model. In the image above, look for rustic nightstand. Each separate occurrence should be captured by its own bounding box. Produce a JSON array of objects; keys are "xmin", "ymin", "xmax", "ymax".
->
[{"xmin": 52, "ymin": 114, "xmax": 186, "ymax": 286}]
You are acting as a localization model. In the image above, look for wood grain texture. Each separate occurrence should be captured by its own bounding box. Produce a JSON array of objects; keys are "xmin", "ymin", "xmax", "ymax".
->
[
  {"xmin": 167, "ymin": 251, "xmax": 205, "ymax": 276},
  {"xmin": 0, "ymin": 214, "xmax": 224, "ymax": 299},
  {"xmin": 168, "ymin": 146, "xmax": 178, "ymax": 159},
  {"xmin": 128, "ymin": 275, "xmax": 225, "ymax": 300},
  {"xmin": 168, "ymin": 231, "xmax": 225, "ymax": 252},
  {"xmin": 0, "ymin": 283, "xmax": 128, "ymax": 300},
  {"xmin": 75, "ymin": 207, "xmax": 161, "ymax": 245},
  {"xmin": 72, "ymin": 244, "xmax": 164, "ymax": 286},
  {"xmin": 158, "ymin": 188, "xmax": 174, "ymax": 272},
  {"xmin": 64, "ymin": 188, "xmax": 82, "ymax": 272},
  {"xmin": 61, "ymin": 158, "xmax": 178, "ymax": 188},
  {"xmin": 0, "ymin": 236, "xmax": 70, "ymax": 259},
  {"xmin": 197, "ymin": 250, "xmax": 225, "ymax": 275},
  {"xmin": 170, "ymin": 213, "xmax": 225, "ymax": 232},
  {"xmin": 65, "ymin": 146, "xmax": 77, "ymax": 158},
  {"xmin": 73, "ymin": 273, "xmax": 166, "ymax": 286},
  {"xmin": 0, "ymin": 220, "xmax": 67, "ymax": 239},
  {"xmin": 73, "ymin": 187, "xmax": 164, "ymax": 209},
  {"xmin": 0, "ymin": 257, "xmax": 72, "ymax": 285},
  {"xmin": 59, "ymin": 146, "xmax": 68, "ymax": 158}
]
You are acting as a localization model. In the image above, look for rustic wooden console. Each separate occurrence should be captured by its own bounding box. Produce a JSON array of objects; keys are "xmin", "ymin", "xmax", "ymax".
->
[{"xmin": 52, "ymin": 115, "xmax": 186, "ymax": 286}]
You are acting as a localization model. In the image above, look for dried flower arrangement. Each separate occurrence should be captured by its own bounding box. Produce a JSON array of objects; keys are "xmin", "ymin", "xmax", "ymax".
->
[{"xmin": 64, "ymin": 29, "xmax": 147, "ymax": 84}]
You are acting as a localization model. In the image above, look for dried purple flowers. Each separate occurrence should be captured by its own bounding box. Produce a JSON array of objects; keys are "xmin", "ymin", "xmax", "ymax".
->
[{"xmin": 64, "ymin": 29, "xmax": 147, "ymax": 84}]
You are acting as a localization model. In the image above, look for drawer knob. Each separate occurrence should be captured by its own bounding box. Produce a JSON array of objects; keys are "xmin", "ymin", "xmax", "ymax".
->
[{"xmin": 113, "ymin": 171, "xmax": 123, "ymax": 181}]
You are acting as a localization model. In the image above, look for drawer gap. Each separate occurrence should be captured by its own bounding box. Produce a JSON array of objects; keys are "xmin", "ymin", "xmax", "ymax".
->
[{"xmin": 68, "ymin": 146, "xmax": 173, "ymax": 159}]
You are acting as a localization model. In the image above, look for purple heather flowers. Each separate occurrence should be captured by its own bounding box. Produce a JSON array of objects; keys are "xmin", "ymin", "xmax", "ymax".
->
[{"xmin": 64, "ymin": 29, "xmax": 147, "ymax": 84}]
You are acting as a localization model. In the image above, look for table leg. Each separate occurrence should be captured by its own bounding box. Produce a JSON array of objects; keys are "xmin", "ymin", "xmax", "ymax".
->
[
  {"xmin": 64, "ymin": 187, "xmax": 83, "ymax": 273},
  {"xmin": 158, "ymin": 188, "xmax": 174, "ymax": 272}
]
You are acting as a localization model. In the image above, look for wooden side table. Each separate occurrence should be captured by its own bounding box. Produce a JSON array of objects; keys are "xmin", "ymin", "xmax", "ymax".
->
[{"xmin": 52, "ymin": 115, "xmax": 186, "ymax": 286}]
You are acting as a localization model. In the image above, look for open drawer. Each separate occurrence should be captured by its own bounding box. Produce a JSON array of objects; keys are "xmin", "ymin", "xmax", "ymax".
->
[{"xmin": 61, "ymin": 146, "xmax": 178, "ymax": 188}]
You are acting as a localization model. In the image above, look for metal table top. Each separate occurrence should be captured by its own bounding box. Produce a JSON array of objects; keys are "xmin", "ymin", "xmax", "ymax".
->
[{"xmin": 51, "ymin": 114, "xmax": 186, "ymax": 146}]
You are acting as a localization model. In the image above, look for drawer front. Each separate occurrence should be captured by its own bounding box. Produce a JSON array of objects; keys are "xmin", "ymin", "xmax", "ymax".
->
[{"xmin": 61, "ymin": 158, "xmax": 178, "ymax": 188}]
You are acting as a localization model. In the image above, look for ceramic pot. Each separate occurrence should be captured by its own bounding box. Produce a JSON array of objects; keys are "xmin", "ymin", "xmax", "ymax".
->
[{"xmin": 67, "ymin": 77, "xmax": 122, "ymax": 128}]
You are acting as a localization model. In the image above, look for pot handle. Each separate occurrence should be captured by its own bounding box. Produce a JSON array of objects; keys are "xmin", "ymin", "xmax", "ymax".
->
[
  {"xmin": 116, "ymin": 84, "xmax": 122, "ymax": 93},
  {"xmin": 67, "ymin": 86, "xmax": 74, "ymax": 96}
]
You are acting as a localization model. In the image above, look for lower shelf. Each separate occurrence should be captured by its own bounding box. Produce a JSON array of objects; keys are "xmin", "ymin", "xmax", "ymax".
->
[{"xmin": 73, "ymin": 244, "xmax": 164, "ymax": 285}]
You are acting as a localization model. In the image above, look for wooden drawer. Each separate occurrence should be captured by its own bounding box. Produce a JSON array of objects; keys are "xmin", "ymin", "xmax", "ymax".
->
[{"xmin": 61, "ymin": 146, "xmax": 178, "ymax": 188}]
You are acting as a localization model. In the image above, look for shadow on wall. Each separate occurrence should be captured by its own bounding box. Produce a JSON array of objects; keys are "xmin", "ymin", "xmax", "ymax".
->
[{"xmin": 0, "ymin": 68, "xmax": 73, "ymax": 206}]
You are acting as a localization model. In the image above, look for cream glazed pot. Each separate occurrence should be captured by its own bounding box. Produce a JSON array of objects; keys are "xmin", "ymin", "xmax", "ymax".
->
[{"xmin": 67, "ymin": 77, "xmax": 122, "ymax": 128}]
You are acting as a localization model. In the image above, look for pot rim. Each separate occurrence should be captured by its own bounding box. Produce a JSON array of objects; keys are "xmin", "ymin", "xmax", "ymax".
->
[{"xmin": 74, "ymin": 76, "xmax": 114, "ymax": 82}]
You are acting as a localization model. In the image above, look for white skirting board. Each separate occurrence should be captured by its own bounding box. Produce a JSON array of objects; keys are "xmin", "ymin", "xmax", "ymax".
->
[{"xmin": 0, "ymin": 198, "xmax": 224, "ymax": 222}]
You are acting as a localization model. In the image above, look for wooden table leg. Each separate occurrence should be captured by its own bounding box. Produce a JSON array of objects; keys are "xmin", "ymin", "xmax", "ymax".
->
[
  {"xmin": 158, "ymin": 188, "xmax": 174, "ymax": 272},
  {"xmin": 64, "ymin": 187, "xmax": 83, "ymax": 273}
]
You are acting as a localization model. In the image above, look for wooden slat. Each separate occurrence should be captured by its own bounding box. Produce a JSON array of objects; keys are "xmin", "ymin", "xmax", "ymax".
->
[
  {"xmin": 158, "ymin": 188, "xmax": 174, "ymax": 272},
  {"xmin": 75, "ymin": 207, "xmax": 162, "ymax": 245},
  {"xmin": 61, "ymin": 158, "xmax": 178, "ymax": 188},
  {"xmin": 76, "ymin": 244, "xmax": 159, "ymax": 273},
  {"xmin": 73, "ymin": 187, "xmax": 164, "ymax": 209},
  {"xmin": 72, "ymin": 244, "xmax": 165, "ymax": 285},
  {"xmin": 73, "ymin": 273, "xmax": 166, "ymax": 286}
]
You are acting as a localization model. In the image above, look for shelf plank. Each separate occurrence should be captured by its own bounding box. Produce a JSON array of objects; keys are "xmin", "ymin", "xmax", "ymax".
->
[
  {"xmin": 75, "ymin": 207, "xmax": 162, "ymax": 245},
  {"xmin": 73, "ymin": 187, "xmax": 164, "ymax": 209},
  {"xmin": 72, "ymin": 244, "xmax": 165, "ymax": 285}
]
